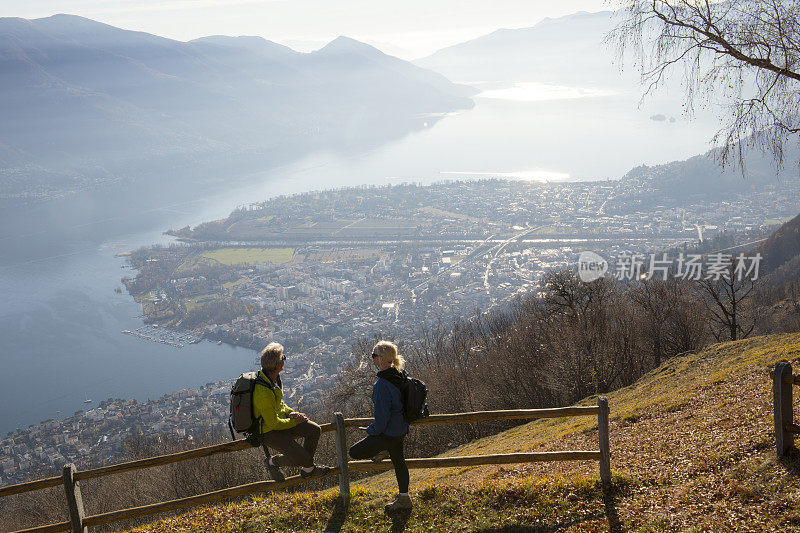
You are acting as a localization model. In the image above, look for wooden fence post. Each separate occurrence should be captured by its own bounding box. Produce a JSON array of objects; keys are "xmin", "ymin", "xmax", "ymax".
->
[
  {"xmin": 333, "ymin": 412, "xmax": 350, "ymax": 502},
  {"xmin": 597, "ymin": 397, "xmax": 611, "ymax": 487},
  {"xmin": 773, "ymin": 362, "xmax": 793, "ymax": 456},
  {"xmin": 63, "ymin": 463, "xmax": 87, "ymax": 533}
]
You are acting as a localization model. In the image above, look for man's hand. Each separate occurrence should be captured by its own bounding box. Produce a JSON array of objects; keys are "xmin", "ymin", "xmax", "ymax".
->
[{"xmin": 289, "ymin": 412, "xmax": 308, "ymax": 424}]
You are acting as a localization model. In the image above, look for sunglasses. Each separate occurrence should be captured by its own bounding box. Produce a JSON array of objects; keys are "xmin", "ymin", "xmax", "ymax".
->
[{"xmin": 371, "ymin": 352, "xmax": 380, "ymax": 358}]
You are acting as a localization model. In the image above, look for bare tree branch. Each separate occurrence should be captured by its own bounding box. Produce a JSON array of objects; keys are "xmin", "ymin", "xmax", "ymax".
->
[{"xmin": 610, "ymin": 0, "xmax": 800, "ymax": 170}]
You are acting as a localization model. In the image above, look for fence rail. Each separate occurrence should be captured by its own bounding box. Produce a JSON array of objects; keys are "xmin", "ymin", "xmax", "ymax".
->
[
  {"xmin": 773, "ymin": 361, "xmax": 797, "ymax": 455},
  {"xmin": 3, "ymin": 400, "xmax": 611, "ymax": 533}
]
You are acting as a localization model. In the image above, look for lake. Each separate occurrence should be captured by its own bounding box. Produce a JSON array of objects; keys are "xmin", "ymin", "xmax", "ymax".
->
[{"xmin": 0, "ymin": 86, "xmax": 721, "ymax": 434}]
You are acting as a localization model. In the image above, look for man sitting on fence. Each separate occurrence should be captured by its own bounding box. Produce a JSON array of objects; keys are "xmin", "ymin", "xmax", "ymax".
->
[{"xmin": 255, "ymin": 342, "xmax": 332, "ymax": 482}]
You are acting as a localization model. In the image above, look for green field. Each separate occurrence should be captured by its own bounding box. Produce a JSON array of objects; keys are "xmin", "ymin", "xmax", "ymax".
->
[
  {"xmin": 222, "ymin": 277, "xmax": 249, "ymax": 290},
  {"xmin": 184, "ymin": 293, "xmax": 218, "ymax": 311},
  {"xmin": 764, "ymin": 217, "xmax": 793, "ymax": 226},
  {"xmin": 201, "ymin": 247, "xmax": 295, "ymax": 266}
]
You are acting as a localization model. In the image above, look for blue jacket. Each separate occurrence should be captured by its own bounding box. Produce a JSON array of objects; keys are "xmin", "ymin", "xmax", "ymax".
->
[{"xmin": 366, "ymin": 367, "xmax": 409, "ymax": 437}]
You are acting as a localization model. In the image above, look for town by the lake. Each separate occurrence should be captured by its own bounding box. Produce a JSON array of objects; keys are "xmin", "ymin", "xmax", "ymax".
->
[{"xmin": 2, "ymin": 174, "xmax": 798, "ymax": 484}]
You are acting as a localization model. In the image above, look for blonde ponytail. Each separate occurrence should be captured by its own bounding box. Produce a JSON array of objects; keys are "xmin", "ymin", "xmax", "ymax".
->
[{"xmin": 374, "ymin": 340, "xmax": 404, "ymax": 370}]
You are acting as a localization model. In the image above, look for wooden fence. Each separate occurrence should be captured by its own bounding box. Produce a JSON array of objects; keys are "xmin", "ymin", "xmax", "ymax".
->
[
  {"xmin": 773, "ymin": 361, "xmax": 800, "ymax": 456},
  {"xmin": 2, "ymin": 397, "xmax": 611, "ymax": 533}
]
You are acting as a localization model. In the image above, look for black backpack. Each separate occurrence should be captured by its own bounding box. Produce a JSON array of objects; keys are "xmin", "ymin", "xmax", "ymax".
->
[
  {"xmin": 228, "ymin": 371, "xmax": 270, "ymax": 442},
  {"xmin": 395, "ymin": 373, "xmax": 430, "ymax": 423}
]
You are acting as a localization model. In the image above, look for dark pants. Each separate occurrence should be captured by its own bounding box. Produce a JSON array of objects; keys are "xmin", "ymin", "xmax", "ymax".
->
[
  {"xmin": 349, "ymin": 434, "xmax": 409, "ymax": 493},
  {"xmin": 259, "ymin": 421, "xmax": 321, "ymax": 468}
]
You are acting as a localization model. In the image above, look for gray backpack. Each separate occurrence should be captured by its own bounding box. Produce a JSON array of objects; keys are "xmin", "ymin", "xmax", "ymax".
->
[{"xmin": 228, "ymin": 371, "xmax": 270, "ymax": 441}]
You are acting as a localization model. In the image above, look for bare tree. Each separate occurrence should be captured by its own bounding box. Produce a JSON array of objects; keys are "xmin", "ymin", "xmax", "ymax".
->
[
  {"xmin": 629, "ymin": 279, "xmax": 674, "ymax": 366},
  {"xmin": 696, "ymin": 259, "xmax": 757, "ymax": 340},
  {"xmin": 610, "ymin": 0, "xmax": 800, "ymax": 168},
  {"xmin": 540, "ymin": 269, "xmax": 622, "ymax": 397},
  {"xmin": 790, "ymin": 281, "xmax": 800, "ymax": 326},
  {"xmin": 629, "ymin": 277, "xmax": 708, "ymax": 363}
]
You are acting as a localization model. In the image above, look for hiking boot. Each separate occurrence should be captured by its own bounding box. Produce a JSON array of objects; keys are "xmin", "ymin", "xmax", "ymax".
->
[
  {"xmin": 371, "ymin": 450, "xmax": 391, "ymax": 463},
  {"xmin": 300, "ymin": 464, "xmax": 333, "ymax": 479},
  {"xmin": 384, "ymin": 494, "xmax": 412, "ymax": 512},
  {"xmin": 264, "ymin": 458, "xmax": 285, "ymax": 482}
]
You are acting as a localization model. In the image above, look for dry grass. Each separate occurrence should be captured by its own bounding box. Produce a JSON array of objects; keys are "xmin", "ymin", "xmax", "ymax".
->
[{"xmin": 128, "ymin": 333, "xmax": 800, "ymax": 532}]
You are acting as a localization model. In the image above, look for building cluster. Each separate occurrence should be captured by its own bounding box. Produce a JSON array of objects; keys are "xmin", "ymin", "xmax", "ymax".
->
[
  {"xmin": 192, "ymin": 178, "xmax": 797, "ymax": 352},
  {"xmin": 0, "ymin": 387, "xmax": 235, "ymax": 484},
  {"xmin": 132, "ymin": 178, "xmax": 800, "ymax": 420},
  {"xmin": 0, "ymin": 357, "xmax": 333, "ymax": 485}
]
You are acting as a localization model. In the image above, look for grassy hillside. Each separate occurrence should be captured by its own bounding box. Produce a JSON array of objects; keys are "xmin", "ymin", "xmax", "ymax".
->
[{"xmin": 129, "ymin": 333, "xmax": 800, "ymax": 532}]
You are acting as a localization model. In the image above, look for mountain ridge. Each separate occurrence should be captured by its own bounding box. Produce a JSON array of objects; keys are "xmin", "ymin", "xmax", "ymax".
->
[
  {"xmin": 415, "ymin": 9, "xmax": 624, "ymax": 86},
  {"xmin": 0, "ymin": 15, "xmax": 474, "ymax": 204}
]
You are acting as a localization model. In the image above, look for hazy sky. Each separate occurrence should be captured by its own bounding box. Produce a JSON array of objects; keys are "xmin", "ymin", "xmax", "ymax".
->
[{"xmin": 0, "ymin": 0, "xmax": 607, "ymax": 58}]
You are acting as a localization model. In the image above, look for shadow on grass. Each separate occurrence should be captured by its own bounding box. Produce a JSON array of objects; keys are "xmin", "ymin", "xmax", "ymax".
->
[
  {"xmin": 779, "ymin": 448, "xmax": 800, "ymax": 476},
  {"xmin": 322, "ymin": 496, "xmax": 412, "ymax": 532},
  {"xmin": 603, "ymin": 484, "xmax": 622, "ymax": 533},
  {"xmin": 473, "ymin": 517, "xmax": 619, "ymax": 533},
  {"xmin": 385, "ymin": 507, "xmax": 412, "ymax": 532},
  {"xmin": 473, "ymin": 483, "xmax": 622, "ymax": 533},
  {"xmin": 321, "ymin": 482, "xmax": 623, "ymax": 532},
  {"xmin": 475, "ymin": 522, "xmax": 594, "ymax": 533},
  {"xmin": 322, "ymin": 496, "xmax": 350, "ymax": 533}
]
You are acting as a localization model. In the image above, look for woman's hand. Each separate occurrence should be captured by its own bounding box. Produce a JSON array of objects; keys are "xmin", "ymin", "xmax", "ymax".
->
[{"xmin": 289, "ymin": 412, "xmax": 308, "ymax": 424}]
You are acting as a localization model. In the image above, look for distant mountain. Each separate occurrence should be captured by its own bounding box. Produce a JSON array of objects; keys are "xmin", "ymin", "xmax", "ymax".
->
[
  {"xmin": 0, "ymin": 15, "xmax": 474, "ymax": 203},
  {"xmin": 191, "ymin": 35, "xmax": 300, "ymax": 61},
  {"xmin": 312, "ymin": 36, "xmax": 477, "ymax": 99},
  {"xmin": 622, "ymin": 139, "xmax": 800, "ymax": 195},
  {"xmin": 609, "ymin": 142, "xmax": 800, "ymax": 211},
  {"xmin": 415, "ymin": 11, "xmax": 629, "ymax": 87}
]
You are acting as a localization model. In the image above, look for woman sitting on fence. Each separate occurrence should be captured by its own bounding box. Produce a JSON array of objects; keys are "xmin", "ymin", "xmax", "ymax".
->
[
  {"xmin": 255, "ymin": 342, "xmax": 332, "ymax": 482},
  {"xmin": 349, "ymin": 340, "xmax": 412, "ymax": 511}
]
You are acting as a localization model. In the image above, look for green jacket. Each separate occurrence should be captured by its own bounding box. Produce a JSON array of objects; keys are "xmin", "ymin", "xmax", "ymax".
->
[{"xmin": 252, "ymin": 370, "xmax": 296, "ymax": 433}]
